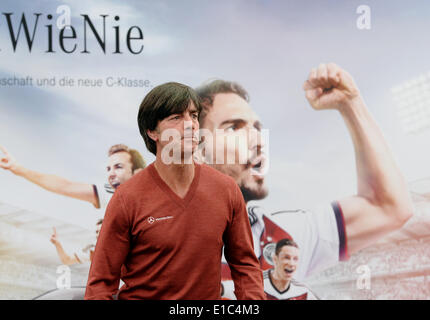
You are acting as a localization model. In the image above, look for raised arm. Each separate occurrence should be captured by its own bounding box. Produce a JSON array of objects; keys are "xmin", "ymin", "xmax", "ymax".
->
[
  {"xmin": 303, "ymin": 63, "xmax": 413, "ymax": 256},
  {"xmin": 0, "ymin": 145, "xmax": 98, "ymax": 207},
  {"xmin": 50, "ymin": 227, "xmax": 80, "ymax": 265}
]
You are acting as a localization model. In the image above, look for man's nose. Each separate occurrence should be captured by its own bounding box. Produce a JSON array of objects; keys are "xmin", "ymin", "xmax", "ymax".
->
[{"xmin": 183, "ymin": 119, "xmax": 195, "ymax": 134}]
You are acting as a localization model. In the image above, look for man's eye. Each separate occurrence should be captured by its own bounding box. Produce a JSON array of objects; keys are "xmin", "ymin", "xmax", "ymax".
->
[
  {"xmin": 226, "ymin": 124, "xmax": 238, "ymax": 132},
  {"xmin": 171, "ymin": 116, "xmax": 181, "ymax": 120}
]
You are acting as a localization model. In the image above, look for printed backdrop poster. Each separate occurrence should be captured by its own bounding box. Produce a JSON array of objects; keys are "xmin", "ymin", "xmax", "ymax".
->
[{"xmin": 0, "ymin": 0, "xmax": 430, "ymax": 299}]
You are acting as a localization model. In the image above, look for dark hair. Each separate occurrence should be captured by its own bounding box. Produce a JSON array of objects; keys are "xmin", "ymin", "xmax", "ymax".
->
[
  {"xmin": 137, "ymin": 82, "xmax": 202, "ymax": 155},
  {"xmin": 195, "ymin": 79, "xmax": 249, "ymax": 127},
  {"xmin": 275, "ymin": 238, "xmax": 299, "ymax": 255},
  {"xmin": 108, "ymin": 144, "xmax": 146, "ymax": 172}
]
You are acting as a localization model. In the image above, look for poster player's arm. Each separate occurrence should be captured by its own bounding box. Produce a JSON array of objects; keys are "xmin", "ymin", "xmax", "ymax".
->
[
  {"xmin": 0, "ymin": 145, "xmax": 98, "ymax": 207},
  {"xmin": 50, "ymin": 227, "xmax": 80, "ymax": 265},
  {"xmin": 303, "ymin": 63, "xmax": 413, "ymax": 256}
]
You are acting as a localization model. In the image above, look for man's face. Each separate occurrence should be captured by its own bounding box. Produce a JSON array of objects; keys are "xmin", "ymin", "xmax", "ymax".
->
[
  {"xmin": 273, "ymin": 245, "xmax": 299, "ymax": 281},
  {"xmin": 152, "ymin": 103, "xmax": 200, "ymax": 162},
  {"xmin": 201, "ymin": 93, "xmax": 268, "ymax": 202},
  {"xmin": 106, "ymin": 151, "xmax": 134, "ymax": 189}
]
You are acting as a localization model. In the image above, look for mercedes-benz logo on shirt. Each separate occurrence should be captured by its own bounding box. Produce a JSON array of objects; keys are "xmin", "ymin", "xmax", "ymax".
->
[{"xmin": 148, "ymin": 217, "xmax": 155, "ymax": 224}]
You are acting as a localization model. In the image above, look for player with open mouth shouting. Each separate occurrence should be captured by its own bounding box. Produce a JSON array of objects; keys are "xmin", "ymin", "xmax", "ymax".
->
[{"xmin": 195, "ymin": 63, "xmax": 414, "ymax": 299}]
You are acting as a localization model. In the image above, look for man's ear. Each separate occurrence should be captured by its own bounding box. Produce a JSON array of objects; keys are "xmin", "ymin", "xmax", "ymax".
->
[{"xmin": 147, "ymin": 128, "xmax": 158, "ymax": 142}]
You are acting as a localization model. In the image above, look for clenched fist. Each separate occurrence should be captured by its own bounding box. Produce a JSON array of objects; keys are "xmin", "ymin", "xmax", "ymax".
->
[{"xmin": 303, "ymin": 63, "xmax": 361, "ymax": 111}]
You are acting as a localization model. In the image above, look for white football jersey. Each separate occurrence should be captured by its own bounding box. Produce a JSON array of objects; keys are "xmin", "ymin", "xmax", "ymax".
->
[
  {"xmin": 263, "ymin": 269, "xmax": 319, "ymax": 300},
  {"xmin": 221, "ymin": 202, "xmax": 347, "ymax": 299}
]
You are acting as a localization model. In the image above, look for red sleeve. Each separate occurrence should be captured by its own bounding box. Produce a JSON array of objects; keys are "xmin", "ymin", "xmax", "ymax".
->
[
  {"xmin": 84, "ymin": 190, "xmax": 131, "ymax": 300},
  {"xmin": 223, "ymin": 183, "xmax": 265, "ymax": 300}
]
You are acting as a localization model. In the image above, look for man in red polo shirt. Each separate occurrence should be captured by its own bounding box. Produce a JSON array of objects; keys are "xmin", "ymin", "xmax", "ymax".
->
[{"xmin": 85, "ymin": 82, "xmax": 265, "ymax": 300}]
